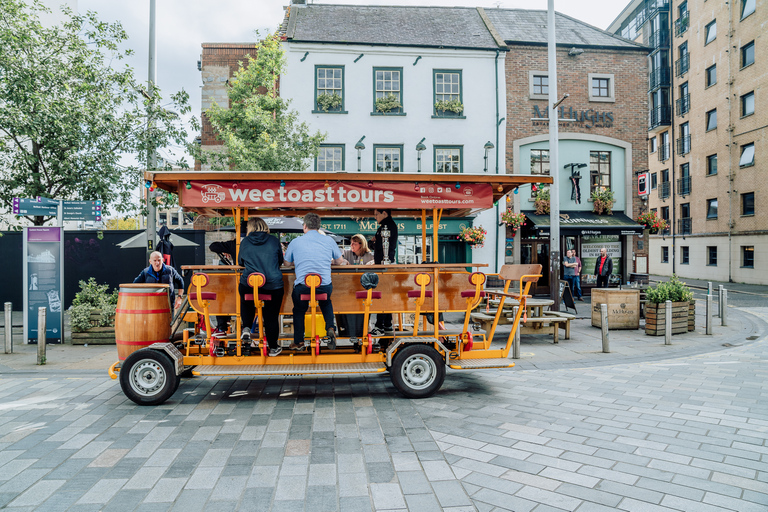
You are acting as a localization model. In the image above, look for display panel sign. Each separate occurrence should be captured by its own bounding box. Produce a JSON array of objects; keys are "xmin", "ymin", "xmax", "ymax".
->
[
  {"xmin": 182, "ymin": 181, "xmax": 493, "ymax": 210},
  {"xmin": 23, "ymin": 227, "xmax": 64, "ymax": 344}
]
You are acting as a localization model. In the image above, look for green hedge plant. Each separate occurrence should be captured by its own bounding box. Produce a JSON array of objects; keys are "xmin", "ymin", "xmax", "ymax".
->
[
  {"xmin": 645, "ymin": 275, "xmax": 693, "ymax": 304},
  {"xmin": 69, "ymin": 278, "xmax": 118, "ymax": 332}
]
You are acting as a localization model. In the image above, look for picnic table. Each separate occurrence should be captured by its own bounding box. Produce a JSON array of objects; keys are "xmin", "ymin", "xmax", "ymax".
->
[{"xmin": 471, "ymin": 291, "xmax": 571, "ymax": 343}]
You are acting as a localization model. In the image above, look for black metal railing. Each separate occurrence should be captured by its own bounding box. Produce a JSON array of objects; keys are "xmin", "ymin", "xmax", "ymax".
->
[
  {"xmin": 648, "ymin": 30, "xmax": 670, "ymax": 49},
  {"xmin": 658, "ymin": 143, "xmax": 670, "ymax": 162},
  {"xmin": 649, "ymin": 68, "xmax": 671, "ymax": 91},
  {"xmin": 677, "ymin": 176, "xmax": 691, "ymax": 196},
  {"xmin": 674, "ymin": 15, "xmax": 689, "ymax": 36},
  {"xmin": 678, "ymin": 217, "xmax": 692, "ymax": 235},
  {"xmin": 677, "ymin": 135, "xmax": 691, "ymax": 155},
  {"xmin": 675, "ymin": 94, "xmax": 690, "ymax": 116},
  {"xmin": 649, "ymin": 105, "xmax": 672, "ymax": 130},
  {"xmin": 675, "ymin": 54, "xmax": 690, "ymax": 77},
  {"xmin": 659, "ymin": 181, "xmax": 671, "ymax": 199},
  {"xmin": 646, "ymin": 0, "xmax": 670, "ymax": 17}
]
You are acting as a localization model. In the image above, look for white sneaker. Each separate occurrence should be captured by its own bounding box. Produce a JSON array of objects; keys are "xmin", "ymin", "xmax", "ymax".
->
[
  {"xmin": 269, "ymin": 347, "xmax": 282, "ymax": 357},
  {"xmin": 241, "ymin": 327, "xmax": 251, "ymax": 341}
]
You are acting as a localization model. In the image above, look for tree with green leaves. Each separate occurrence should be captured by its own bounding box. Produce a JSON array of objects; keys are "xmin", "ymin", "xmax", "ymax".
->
[
  {"xmin": 0, "ymin": 0, "xmax": 195, "ymax": 226},
  {"xmin": 198, "ymin": 31, "xmax": 324, "ymax": 172}
]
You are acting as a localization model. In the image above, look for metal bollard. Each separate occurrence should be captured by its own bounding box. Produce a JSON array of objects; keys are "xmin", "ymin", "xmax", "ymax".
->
[
  {"xmin": 512, "ymin": 307, "xmax": 520, "ymax": 359},
  {"xmin": 706, "ymin": 294, "xmax": 713, "ymax": 335},
  {"xmin": 4, "ymin": 302, "xmax": 12, "ymax": 354},
  {"xmin": 721, "ymin": 289, "xmax": 728, "ymax": 326},
  {"xmin": 665, "ymin": 300, "xmax": 672, "ymax": 345},
  {"xmin": 601, "ymin": 304, "xmax": 610, "ymax": 353},
  {"xmin": 37, "ymin": 307, "xmax": 46, "ymax": 365},
  {"xmin": 707, "ymin": 282, "xmax": 713, "ymax": 296},
  {"xmin": 717, "ymin": 285, "xmax": 724, "ymax": 318}
]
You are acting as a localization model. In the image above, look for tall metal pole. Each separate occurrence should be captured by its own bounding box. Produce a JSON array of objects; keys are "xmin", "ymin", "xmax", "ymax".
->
[
  {"xmin": 548, "ymin": 0, "xmax": 561, "ymax": 310},
  {"xmin": 146, "ymin": 0, "xmax": 157, "ymax": 257}
]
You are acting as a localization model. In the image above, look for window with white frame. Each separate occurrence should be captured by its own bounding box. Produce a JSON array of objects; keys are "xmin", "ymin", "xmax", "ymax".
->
[
  {"xmin": 315, "ymin": 66, "xmax": 344, "ymax": 112},
  {"xmin": 374, "ymin": 145, "xmax": 402, "ymax": 172},
  {"xmin": 650, "ymin": 137, "xmax": 657, "ymax": 153},
  {"xmin": 434, "ymin": 146, "xmax": 462, "ymax": 173},
  {"xmin": 706, "ymin": 109, "xmax": 717, "ymax": 131},
  {"xmin": 433, "ymin": 70, "xmax": 462, "ymax": 117},
  {"xmin": 373, "ymin": 68, "xmax": 402, "ymax": 114},
  {"xmin": 590, "ymin": 151, "xmax": 611, "ymax": 193},
  {"xmin": 740, "ymin": 143, "xmax": 755, "ymax": 167},
  {"xmin": 529, "ymin": 71, "xmax": 549, "ymax": 99},
  {"xmin": 588, "ymin": 73, "xmax": 615, "ymax": 102},
  {"xmin": 316, "ymin": 145, "xmax": 344, "ymax": 172}
]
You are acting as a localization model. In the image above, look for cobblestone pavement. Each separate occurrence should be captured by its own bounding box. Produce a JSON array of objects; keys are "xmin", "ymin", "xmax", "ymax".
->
[{"xmin": 0, "ymin": 309, "xmax": 767, "ymax": 511}]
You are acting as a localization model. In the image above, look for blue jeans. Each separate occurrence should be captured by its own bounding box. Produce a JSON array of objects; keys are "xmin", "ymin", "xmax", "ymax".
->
[
  {"xmin": 292, "ymin": 283, "xmax": 335, "ymax": 345},
  {"xmin": 565, "ymin": 275, "xmax": 582, "ymax": 299}
]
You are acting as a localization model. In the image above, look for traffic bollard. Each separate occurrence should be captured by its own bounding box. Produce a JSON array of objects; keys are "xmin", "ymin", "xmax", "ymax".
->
[
  {"xmin": 4, "ymin": 302, "xmax": 12, "ymax": 354},
  {"xmin": 512, "ymin": 307, "xmax": 520, "ymax": 359},
  {"xmin": 718, "ymin": 285, "xmax": 724, "ymax": 318},
  {"xmin": 721, "ymin": 289, "xmax": 728, "ymax": 327},
  {"xmin": 601, "ymin": 304, "xmax": 610, "ymax": 353},
  {"xmin": 706, "ymin": 294, "xmax": 713, "ymax": 335},
  {"xmin": 665, "ymin": 300, "xmax": 672, "ymax": 345},
  {"xmin": 37, "ymin": 307, "xmax": 46, "ymax": 365},
  {"xmin": 707, "ymin": 282, "xmax": 713, "ymax": 296}
]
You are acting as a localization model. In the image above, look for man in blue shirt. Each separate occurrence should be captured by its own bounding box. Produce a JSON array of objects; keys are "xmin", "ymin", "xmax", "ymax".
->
[{"xmin": 284, "ymin": 213, "xmax": 344, "ymax": 350}]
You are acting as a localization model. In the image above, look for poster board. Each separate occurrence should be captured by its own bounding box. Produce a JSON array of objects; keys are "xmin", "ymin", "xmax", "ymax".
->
[
  {"xmin": 23, "ymin": 227, "xmax": 64, "ymax": 344},
  {"xmin": 560, "ymin": 280, "xmax": 576, "ymax": 312}
]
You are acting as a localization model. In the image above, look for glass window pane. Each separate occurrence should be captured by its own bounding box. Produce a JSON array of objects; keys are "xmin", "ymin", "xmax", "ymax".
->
[
  {"xmin": 742, "ymin": 0, "xmax": 756, "ymax": 18},
  {"xmin": 740, "ymin": 144, "xmax": 755, "ymax": 166}
]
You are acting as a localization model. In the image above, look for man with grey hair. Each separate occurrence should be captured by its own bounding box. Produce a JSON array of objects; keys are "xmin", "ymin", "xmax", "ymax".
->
[
  {"xmin": 284, "ymin": 213, "xmax": 345, "ymax": 350},
  {"xmin": 594, "ymin": 247, "xmax": 613, "ymax": 288}
]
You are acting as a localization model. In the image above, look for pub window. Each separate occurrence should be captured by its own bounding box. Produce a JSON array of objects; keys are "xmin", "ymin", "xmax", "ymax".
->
[
  {"xmin": 708, "ymin": 246, "xmax": 718, "ymax": 266},
  {"xmin": 588, "ymin": 73, "xmax": 615, "ymax": 102},
  {"xmin": 530, "ymin": 72, "xmax": 549, "ymax": 98},
  {"xmin": 434, "ymin": 146, "xmax": 462, "ymax": 174},
  {"xmin": 374, "ymin": 145, "xmax": 402, "ymax": 172},
  {"xmin": 661, "ymin": 246, "xmax": 669, "ymax": 263},
  {"xmin": 315, "ymin": 144, "xmax": 344, "ymax": 172},
  {"xmin": 681, "ymin": 246, "xmax": 690, "ymax": 264},
  {"xmin": 530, "ymin": 149, "xmax": 550, "ymax": 198},
  {"xmin": 589, "ymin": 151, "xmax": 611, "ymax": 194}
]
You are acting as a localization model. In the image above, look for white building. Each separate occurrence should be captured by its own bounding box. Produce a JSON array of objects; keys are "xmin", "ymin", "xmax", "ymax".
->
[{"xmin": 279, "ymin": 2, "xmax": 507, "ymax": 269}]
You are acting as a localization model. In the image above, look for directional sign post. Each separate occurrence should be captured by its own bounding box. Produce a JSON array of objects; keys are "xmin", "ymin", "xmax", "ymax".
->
[
  {"xmin": 62, "ymin": 200, "xmax": 102, "ymax": 222},
  {"xmin": 12, "ymin": 197, "xmax": 58, "ymax": 217}
]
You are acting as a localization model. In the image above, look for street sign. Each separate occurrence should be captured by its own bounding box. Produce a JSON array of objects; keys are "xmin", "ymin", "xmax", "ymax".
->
[
  {"xmin": 62, "ymin": 200, "xmax": 102, "ymax": 221},
  {"xmin": 12, "ymin": 198, "xmax": 57, "ymax": 216}
]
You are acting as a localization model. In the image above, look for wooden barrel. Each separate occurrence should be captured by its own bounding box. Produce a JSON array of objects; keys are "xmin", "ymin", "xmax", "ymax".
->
[{"xmin": 114, "ymin": 283, "xmax": 172, "ymax": 361}]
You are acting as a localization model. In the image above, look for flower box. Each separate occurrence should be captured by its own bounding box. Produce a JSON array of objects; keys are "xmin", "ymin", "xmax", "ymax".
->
[{"xmin": 644, "ymin": 301, "xmax": 695, "ymax": 336}]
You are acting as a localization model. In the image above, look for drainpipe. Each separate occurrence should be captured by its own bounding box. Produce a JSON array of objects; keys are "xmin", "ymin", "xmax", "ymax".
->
[
  {"xmin": 495, "ymin": 49, "xmax": 501, "ymax": 273},
  {"xmin": 727, "ymin": 0, "xmax": 734, "ymax": 282},
  {"xmin": 670, "ymin": 13, "xmax": 676, "ymax": 275}
]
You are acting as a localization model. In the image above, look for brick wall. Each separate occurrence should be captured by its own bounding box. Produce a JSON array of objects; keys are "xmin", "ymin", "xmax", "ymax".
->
[{"xmin": 505, "ymin": 44, "xmax": 650, "ymax": 266}]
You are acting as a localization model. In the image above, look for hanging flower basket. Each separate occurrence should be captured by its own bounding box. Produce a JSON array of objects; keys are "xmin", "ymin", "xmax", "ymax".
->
[
  {"xmin": 501, "ymin": 210, "xmax": 526, "ymax": 231},
  {"xmin": 458, "ymin": 226, "xmax": 487, "ymax": 248},
  {"xmin": 637, "ymin": 211, "xmax": 668, "ymax": 234},
  {"xmin": 591, "ymin": 187, "xmax": 615, "ymax": 215}
]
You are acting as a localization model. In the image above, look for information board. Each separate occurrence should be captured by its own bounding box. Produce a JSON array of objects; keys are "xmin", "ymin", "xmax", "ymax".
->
[{"xmin": 23, "ymin": 227, "xmax": 64, "ymax": 344}]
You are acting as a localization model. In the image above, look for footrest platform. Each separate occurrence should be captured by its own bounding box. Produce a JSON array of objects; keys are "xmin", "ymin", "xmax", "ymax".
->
[
  {"xmin": 448, "ymin": 358, "xmax": 515, "ymax": 370},
  {"xmin": 191, "ymin": 363, "xmax": 387, "ymax": 376}
]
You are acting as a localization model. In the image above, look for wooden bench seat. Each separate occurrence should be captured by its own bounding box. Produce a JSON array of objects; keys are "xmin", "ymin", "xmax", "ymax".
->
[
  {"xmin": 542, "ymin": 311, "xmax": 573, "ymax": 339},
  {"xmin": 470, "ymin": 312, "xmax": 509, "ymax": 333},
  {"xmin": 502, "ymin": 315, "xmax": 565, "ymax": 344}
]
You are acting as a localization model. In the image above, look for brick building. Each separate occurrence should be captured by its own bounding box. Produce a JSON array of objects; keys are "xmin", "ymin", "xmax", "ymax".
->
[
  {"xmin": 488, "ymin": 9, "xmax": 649, "ymax": 294},
  {"xmin": 610, "ymin": 0, "xmax": 766, "ymax": 284}
]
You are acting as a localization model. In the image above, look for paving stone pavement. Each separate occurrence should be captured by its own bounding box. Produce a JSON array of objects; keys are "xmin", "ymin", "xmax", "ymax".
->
[{"xmin": 0, "ymin": 307, "xmax": 767, "ymax": 511}]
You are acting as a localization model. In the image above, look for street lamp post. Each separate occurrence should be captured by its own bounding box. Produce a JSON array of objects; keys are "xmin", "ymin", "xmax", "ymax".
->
[
  {"xmin": 416, "ymin": 138, "xmax": 426, "ymax": 172},
  {"xmin": 355, "ymin": 136, "xmax": 366, "ymax": 172},
  {"xmin": 484, "ymin": 141, "xmax": 494, "ymax": 173},
  {"xmin": 548, "ymin": 0, "xmax": 561, "ymax": 311}
]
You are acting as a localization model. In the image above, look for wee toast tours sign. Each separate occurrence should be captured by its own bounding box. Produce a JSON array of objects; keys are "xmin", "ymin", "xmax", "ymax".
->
[{"xmin": 182, "ymin": 181, "xmax": 493, "ymax": 209}]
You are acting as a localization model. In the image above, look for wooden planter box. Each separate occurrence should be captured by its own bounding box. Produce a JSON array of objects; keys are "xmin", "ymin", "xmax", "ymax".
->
[
  {"xmin": 645, "ymin": 300, "xmax": 695, "ymax": 336},
  {"xmin": 591, "ymin": 289, "xmax": 640, "ymax": 330},
  {"xmin": 72, "ymin": 309, "xmax": 115, "ymax": 345}
]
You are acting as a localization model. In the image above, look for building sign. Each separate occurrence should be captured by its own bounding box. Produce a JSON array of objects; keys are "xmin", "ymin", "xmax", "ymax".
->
[
  {"xmin": 183, "ymin": 181, "xmax": 492, "ymax": 209},
  {"xmin": 321, "ymin": 218, "xmax": 470, "ymax": 235},
  {"xmin": 637, "ymin": 172, "xmax": 650, "ymax": 197},
  {"xmin": 23, "ymin": 227, "xmax": 64, "ymax": 344},
  {"xmin": 532, "ymin": 106, "xmax": 614, "ymax": 129}
]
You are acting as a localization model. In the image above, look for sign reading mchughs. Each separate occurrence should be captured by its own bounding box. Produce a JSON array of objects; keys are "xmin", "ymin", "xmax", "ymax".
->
[{"xmin": 181, "ymin": 181, "xmax": 493, "ymax": 209}]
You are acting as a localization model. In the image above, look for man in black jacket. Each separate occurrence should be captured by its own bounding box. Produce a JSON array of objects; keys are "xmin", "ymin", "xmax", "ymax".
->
[
  {"xmin": 370, "ymin": 209, "xmax": 397, "ymax": 337},
  {"xmin": 594, "ymin": 247, "xmax": 613, "ymax": 288}
]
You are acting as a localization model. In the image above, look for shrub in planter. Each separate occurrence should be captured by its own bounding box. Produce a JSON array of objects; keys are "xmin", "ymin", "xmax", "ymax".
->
[
  {"xmin": 591, "ymin": 187, "xmax": 615, "ymax": 215},
  {"xmin": 645, "ymin": 275, "xmax": 694, "ymax": 335},
  {"xmin": 534, "ymin": 186, "xmax": 550, "ymax": 215},
  {"xmin": 70, "ymin": 278, "xmax": 118, "ymax": 332},
  {"xmin": 375, "ymin": 93, "xmax": 402, "ymax": 113}
]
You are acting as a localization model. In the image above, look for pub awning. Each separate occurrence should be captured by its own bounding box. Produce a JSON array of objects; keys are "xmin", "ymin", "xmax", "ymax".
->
[{"xmin": 523, "ymin": 211, "xmax": 644, "ymax": 237}]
